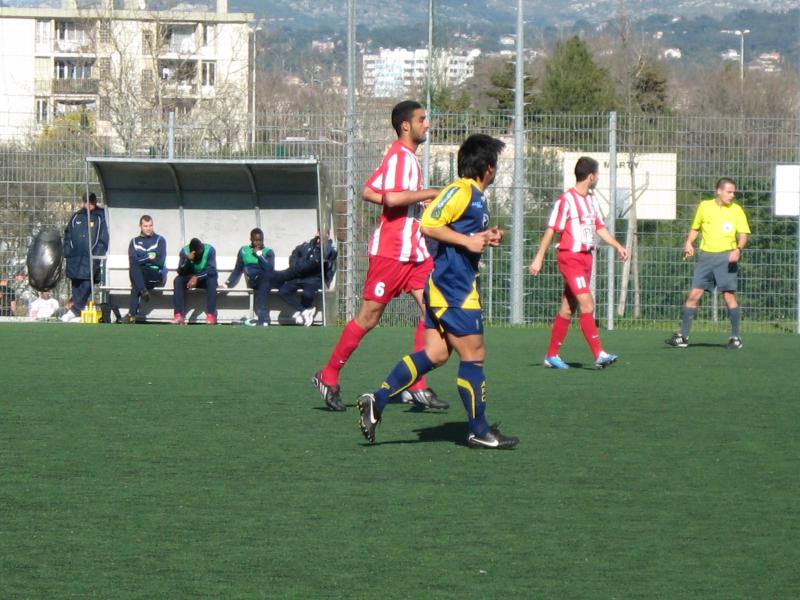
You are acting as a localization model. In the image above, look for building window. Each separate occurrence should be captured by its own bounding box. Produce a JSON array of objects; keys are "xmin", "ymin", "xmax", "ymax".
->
[
  {"xmin": 35, "ymin": 98, "xmax": 49, "ymax": 123},
  {"xmin": 54, "ymin": 60, "xmax": 92, "ymax": 80},
  {"xmin": 35, "ymin": 20, "xmax": 51, "ymax": 47},
  {"xmin": 98, "ymin": 57, "xmax": 111, "ymax": 79},
  {"xmin": 55, "ymin": 21, "xmax": 86, "ymax": 45},
  {"xmin": 142, "ymin": 30, "xmax": 154, "ymax": 55},
  {"xmin": 202, "ymin": 23, "xmax": 215, "ymax": 46},
  {"xmin": 141, "ymin": 69, "xmax": 154, "ymax": 95},
  {"xmin": 201, "ymin": 61, "xmax": 216, "ymax": 86},
  {"xmin": 159, "ymin": 60, "xmax": 196, "ymax": 83},
  {"xmin": 98, "ymin": 22, "xmax": 111, "ymax": 45},
  {"xmin": 161, "ymin": 24, "xmax": 196, "ymax": 54}
]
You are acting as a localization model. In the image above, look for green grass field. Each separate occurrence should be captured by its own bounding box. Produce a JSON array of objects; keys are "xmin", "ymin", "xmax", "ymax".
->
[{"xmin": 2, "ymin": 323, "xmax": 799, "ymax": 598}]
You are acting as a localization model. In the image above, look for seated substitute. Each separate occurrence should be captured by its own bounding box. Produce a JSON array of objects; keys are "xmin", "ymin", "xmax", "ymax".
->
[
  {"xmin": 357, "ymin": 133, "xmax": 519, "ymax": 449},
  {"xmin": 28, "ymin": 290, "xmax": 60, "ymax": 319},
  {"xmin": 0, "ymin": 277, "xmax": 16, "ymax": 316},
  {"xmin": 127, "ymin": 214, "xmax": 167, "ymax": 322},
  {"xmin": 272, "ymin": 233, "xmax": 337, "ymax": 326},
  {"xmin": 224, "ymin": 228, "xmax": 275, "ymax": 326},
  {"xmin": 172, "ymin": 237, "xmax": 218, "ymax": 325}
]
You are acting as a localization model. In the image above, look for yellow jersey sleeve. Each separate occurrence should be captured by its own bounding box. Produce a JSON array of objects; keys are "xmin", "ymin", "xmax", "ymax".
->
[
  {"xmin": 732, "ymin": 204, "xmax": 751, "ymax": 234},
  {"xmin": 689, "ymin": 200, "xmax": 709, "ymax": 230},
  {"xmin": 421, "ymin": 180, "xmax": 472, "ymax": 228}
]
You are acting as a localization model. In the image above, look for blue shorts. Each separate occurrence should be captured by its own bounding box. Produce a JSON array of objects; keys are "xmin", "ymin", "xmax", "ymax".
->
[
  {"xmin": 424, "ymin": 305, "xmax": 483, "ymax": 336},
  {"xmin": 691, "ymin": 251, "xmax": 738, "ymax": 292}
]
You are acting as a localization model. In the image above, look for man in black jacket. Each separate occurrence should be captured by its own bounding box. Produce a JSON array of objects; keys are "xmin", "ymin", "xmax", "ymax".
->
[
  {"xmin": 61, "ymin": 193, "xmax": 109, "ymax": 322},
  {"xmin": 272, "ymin": 234, "xmax": 336, "ymax": 326}
]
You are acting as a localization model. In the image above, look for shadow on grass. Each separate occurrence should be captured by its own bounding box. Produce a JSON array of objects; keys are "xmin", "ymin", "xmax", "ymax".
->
[
  {"xmin": 661, "ymin": 342, "xmax": 727, "ymax": 350},
  {"xmin": 373, "ymin": 421, "xmax": 469, "ymax": 447},
  {"xmin": 529, "ymin": 361, "xmax": 588, "ymax": 369}
]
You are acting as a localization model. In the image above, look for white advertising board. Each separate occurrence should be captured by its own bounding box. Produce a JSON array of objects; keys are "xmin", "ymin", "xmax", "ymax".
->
[
  {"xmin": 774, "ymin": 164, "xmax": 800, "ymax": 217},
  {"xmin": 562, "ymin": 152, "xmax": 677, "ymax": 220}
]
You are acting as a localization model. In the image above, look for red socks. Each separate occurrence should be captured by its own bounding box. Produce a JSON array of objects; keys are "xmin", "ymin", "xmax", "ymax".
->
[
  {"xmin": 547, "ymin": 315, "xmax": 571, "ymax": 357},
  {"xmin": 579, "ymin": 312, "xmax": 602, "ymax": 359},
  {"xmin": 320, "ymin": 320, "xmax": 367, "ymax": 385},
  {"xmin": 407, "ymin": 319, "xmax": 428, "ymax": 392}
]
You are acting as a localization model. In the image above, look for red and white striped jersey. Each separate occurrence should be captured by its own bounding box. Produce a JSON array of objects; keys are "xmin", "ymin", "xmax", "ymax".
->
[
  {"xmin": 364, "ymin": 140, "xmax": 429, "ymax": 263},
  {"xmin": 547, "ymin": 188, "xmax": 606, "ymax": 253}
]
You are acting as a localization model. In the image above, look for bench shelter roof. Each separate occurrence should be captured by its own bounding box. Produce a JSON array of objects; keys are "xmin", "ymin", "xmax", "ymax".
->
[{"xmin": 86, "ymin": 158, "xmax": 332, "ymax": 260}]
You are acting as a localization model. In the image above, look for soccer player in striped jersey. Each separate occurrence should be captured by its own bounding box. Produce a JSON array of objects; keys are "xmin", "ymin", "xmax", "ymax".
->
[
  {"xmin": 529, "ymin": 156, "xmax": 629, "ymax": 369},
  {"xmin": 357, "ymin": 133, "xmax": 518, "ymax": 449},
  {"xmin": 312, "ymin": 100, "xmax": 449, "ymax": 412}
]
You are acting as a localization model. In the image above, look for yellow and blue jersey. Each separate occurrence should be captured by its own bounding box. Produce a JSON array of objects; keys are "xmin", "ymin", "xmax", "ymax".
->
[{"xmin": 420, "ymin": 178, "xmax": 490, "ymax": 309}]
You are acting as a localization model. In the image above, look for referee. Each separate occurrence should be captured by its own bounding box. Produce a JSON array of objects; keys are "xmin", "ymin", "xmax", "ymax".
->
[{"xmin": 666, "ymin": 177, "xmax": 750, "ymax": 349}]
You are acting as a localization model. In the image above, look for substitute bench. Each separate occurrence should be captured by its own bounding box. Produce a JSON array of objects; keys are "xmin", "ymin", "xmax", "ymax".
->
[{"xmin": 89, "ymin": 158, "xmax": 336, "ymax": 324}]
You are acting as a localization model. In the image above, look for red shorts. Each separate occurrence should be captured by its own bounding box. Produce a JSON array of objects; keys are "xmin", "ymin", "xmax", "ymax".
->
[
  {"xmin": 557, "ymin": 250, "xmax": 593, "ymax": 297},
  {"xmin": 362, "ymin": 255, "xmax": 433, "ymax": 304}
]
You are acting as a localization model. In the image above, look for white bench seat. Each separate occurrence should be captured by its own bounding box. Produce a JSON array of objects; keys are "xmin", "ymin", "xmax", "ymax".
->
[{"xmin": 98, "ymin": 254, "xmax": 323, "ymax": 324}]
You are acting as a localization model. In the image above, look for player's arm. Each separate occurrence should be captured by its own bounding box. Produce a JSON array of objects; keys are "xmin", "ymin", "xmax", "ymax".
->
[
  {"xmin": 362, "ymin": 186, "xmax": 383, "ymax": 205},
  {"xmin": 597, "ymin": 227, "xmax": 629, "ymax": 261},
  {"xmin": 683, "ymin": 229, "xmax": 700, "ymax": 259},
  {"xmin": 421, "ymin": 224, "xmax": 489, "ymax": 254},
  {"xmin": 528, "ymin": 228, "xmax": 556, "ymax": 276},
  {"xmin": 420, "ymin": 183, "xmax": 486, "ymax": 253},
  {"xmin": 383, "ymin": 188, "xmax": 439, "ymax": 208}
]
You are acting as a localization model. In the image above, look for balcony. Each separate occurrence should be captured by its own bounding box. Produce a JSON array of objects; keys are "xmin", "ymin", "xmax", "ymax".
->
[
  {"xmin": 55, "ymin": 39, "xmax": 95, "ymax": 54},
  {"xmin": 53, "ymin": 79, "xmax": 100, "ymax": 95},
  {"xmin": 161, "ymin": 81, "xmax": 198, "ymax": 97}
]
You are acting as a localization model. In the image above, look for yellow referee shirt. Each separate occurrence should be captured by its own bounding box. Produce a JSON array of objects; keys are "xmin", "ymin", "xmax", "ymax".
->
[{"xmin": 690, "ymin": 199, "xmax": 751, "ymax": 252}]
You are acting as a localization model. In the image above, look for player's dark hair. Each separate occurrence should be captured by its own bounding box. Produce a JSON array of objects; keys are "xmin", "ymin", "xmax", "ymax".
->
[
  {"xmin": 250, "ymin": 227, "xmax": 263, "ymax": 238},
  {"xmin": 574, "ymin": 157, "xmax": 599, "ymax": 182},
  {"xmin": 82, "ymin": 192, "xmax": 97, "ymax": 204},
  {"xmin": 457, "ymin": 134, "xmax": 506, "ymax": 179},
  {"xmin": 189, "ymin": 238, "xmax": 204, "ymax": 255},
  {"xmin": 391, "ymin": 100, "xmax": 423, "ymax": 136},
  {"xmin": 139, "ymin": 214, "xmax": 153, "ymax": 225},
  {"xmin": 715, "ymin": 177, "xmax": 736, "ymax": 190}
]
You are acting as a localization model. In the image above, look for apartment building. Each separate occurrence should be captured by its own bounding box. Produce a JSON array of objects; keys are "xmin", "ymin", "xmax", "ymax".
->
[
  {"xmin": 362, "ymin": 48, "xmax": 479, "ymax": 98},
  {"xmin": 0, "ymin": 0, "xmax": 254, "ymax": 150}
]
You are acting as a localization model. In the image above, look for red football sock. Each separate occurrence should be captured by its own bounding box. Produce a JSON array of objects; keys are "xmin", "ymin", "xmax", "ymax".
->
[
  {"xmin": 320, "ymin": 320, "xmax": 367, "ymax": 386},
  {"xmin": 579, "ymin": 312, "xmax": 602, "ymax": 359},
  {"xmin": 547, "ymin": 314, "xmax": 571, "ymax": 357},
  {"xmin": 408, "ymin": 318, "xmax": 428, "ymax": 392}
]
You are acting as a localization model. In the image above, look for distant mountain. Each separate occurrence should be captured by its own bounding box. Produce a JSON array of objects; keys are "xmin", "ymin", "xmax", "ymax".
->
[{"xmin": 232, "ymin": 0, "xmax": 798, "ymax": 29}]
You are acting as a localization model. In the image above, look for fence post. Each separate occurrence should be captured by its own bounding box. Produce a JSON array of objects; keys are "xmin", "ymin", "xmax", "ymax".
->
[
  {"xmin": 167, "ymin": 111, "xmax": 174, "ymax": 160},
  {"xmin": 345, "ymin": 0, "xmax": 356, "ymax": 321},
  {"xmin": 510, "ymin": 0, "xmax": 525, "ymax": 324},
  {"xmin": 607, "ymin": 111, "xmax": 617, "ymax": 330}
]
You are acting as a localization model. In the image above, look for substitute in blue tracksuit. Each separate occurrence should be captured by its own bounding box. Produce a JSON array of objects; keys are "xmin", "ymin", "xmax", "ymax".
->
[
  {"xmin": 127, "ymin": 214, "xmax": 167, "ymax": 320},
  {"xmin": 172, "ymin": 237, "xmax": 218, "ymax": 324},
  {"xmin": 61, "ymin": 192, "xmax": 109, "ymax": 321},
  {"xmin": 272, "ymin": 233, "xmax": 337, "ymax": 326},
  {"xmin": 225, "ymin": 228, "xmax": 275, "ymax": 326}
]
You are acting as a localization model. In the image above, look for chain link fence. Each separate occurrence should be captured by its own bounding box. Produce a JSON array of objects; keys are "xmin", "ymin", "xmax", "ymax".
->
[{"xmin": 1, "ymin": 109, "xmax": 798, "ymax": 332}]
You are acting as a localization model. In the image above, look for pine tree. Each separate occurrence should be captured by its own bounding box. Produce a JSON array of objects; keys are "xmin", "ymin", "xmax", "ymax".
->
[{"xmin": 539, "ymin": 36, "xmax": 618, "ymax": 113}]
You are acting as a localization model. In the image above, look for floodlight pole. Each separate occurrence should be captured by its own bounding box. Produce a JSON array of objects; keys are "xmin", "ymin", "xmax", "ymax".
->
[
  {"xmin": 422, "ymin": 0, "xmax": 433, "ymax": 188},
  {"xmin": 345, "ymin": 0, "xmax": 357, "ymax": 319},
  {"xmin": 510, "ymin": 0, "xmax": 525, "ymax": 324}
]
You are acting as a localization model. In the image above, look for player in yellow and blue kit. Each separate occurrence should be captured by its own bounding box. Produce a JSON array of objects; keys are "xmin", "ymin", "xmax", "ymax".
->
[{"xmin": 357, "ymin": 133, "xmax": 518, "ymax": 449}]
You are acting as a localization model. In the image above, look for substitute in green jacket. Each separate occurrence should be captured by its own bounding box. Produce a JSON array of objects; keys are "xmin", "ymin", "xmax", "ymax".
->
[
  {"xmin": 172, "ymin": 237, "xmax": 218, "ymax": 325},
  {"xmin": 225, "ymin": 228, "xmax": 275, "ymax": 326}
]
